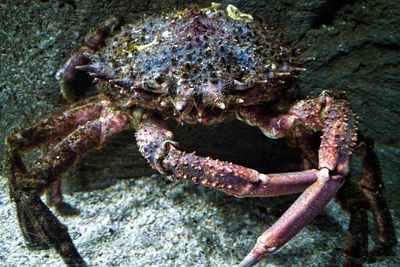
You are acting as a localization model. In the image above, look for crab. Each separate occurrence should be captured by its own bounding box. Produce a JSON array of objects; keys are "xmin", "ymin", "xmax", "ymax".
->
[{"xmin": 5, "ymin": 3, "xmax": 396, "ymax": 267}]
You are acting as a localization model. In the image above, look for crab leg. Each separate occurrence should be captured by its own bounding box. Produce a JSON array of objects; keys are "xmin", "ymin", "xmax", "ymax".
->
[
  {"xmin": 288, "ymin": 128, "xmax": 371, "ymax": 266},
  {"xmin": 135, "ymin": 91, "xmax": 358, "ymax": 267},
  {"xmin": 6, "ymin": 98, "xmax": 129, "ymax": 266},
  {"xmin": 336, "ymin": 178, "xmax": 369, "ymax": 266},
  {"xmin": 237, "ymin": 91, "xmax": 358, "ymax": 266},
  {"xmin": 338, "ymin": 145, "xmax": 396, "ymax": 266},
  {"xmin": 164, "ymin": 147, "xmax": 319, "ymax": 197},
  {"xmin": 135, "ymin": 115, "xmax": 319, "ymax": 198},
  {"xmin": 238, "ymin": 91, "xmax": 357, "ymax": 174},
  {"xmin": 58, "ymin": 16, "xmax": 123, "ymax": 102},
  {"xmin": 358, "ymin": 137, "xmax": 396, "ymax": 255},
  {"xmin": 7, "ymin": 96, "xmax": 105, "ymax": 152},
  {"xmin": 285, "ymin": 118, "xmax": 371, "ymax": 265},
  {"xmin": 7, "ymin": 96, "xmax": 114, "ymax": 206},
  {"xmin": 240, "ymin": 170, "xmax": 343, "ymax": 266}
]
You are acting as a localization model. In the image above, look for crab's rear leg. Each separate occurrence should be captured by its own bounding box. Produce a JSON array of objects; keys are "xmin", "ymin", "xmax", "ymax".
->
[
  {"xmin": 357, "ymin": 136, "xmax": 396, "ymax": 256},
  {"xmin": 7, "ymin": 121, "xmax": 106, "ymax": 265},
  {"xmin": 237, "ymin": 91, "xmax": 358, "ymax": 266},
  {"xmin": 6, "ymin": 98, "xmax": 105, "ymax": 248},
  {"xmin": 58, "ymin": 16, "xmax": 123, "ymax": 102},
  {"xmin": 7, "ymin": 152, "xmax": 85, "ymax": 265}
]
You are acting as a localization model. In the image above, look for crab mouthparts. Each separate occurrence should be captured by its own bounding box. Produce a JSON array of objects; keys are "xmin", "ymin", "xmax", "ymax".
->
[{"xmin": 174, "ymin": 98, "xmax": 225, "ymax": 125}]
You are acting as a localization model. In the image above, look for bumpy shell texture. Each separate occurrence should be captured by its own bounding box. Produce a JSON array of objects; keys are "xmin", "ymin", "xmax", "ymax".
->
[{"xmin": 82, "ymin": 4, "xmax": 297, "ymax": 122}]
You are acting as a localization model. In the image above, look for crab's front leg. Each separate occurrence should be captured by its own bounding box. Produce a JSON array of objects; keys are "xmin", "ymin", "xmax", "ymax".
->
[
  {"xmin": 237, "ymin": 91, "xmax": 358, "ymax": 266},
  {"xmin": 58, "ymin": 16, "xmax": 123, "ymax": 102},
  {"xmin": 135, "ymin": 112, "xmax": 349, "ymax": 267},
  {"xmin": 135, "ymin": 113, "xmax": 320, "ymax": 198},
  {"xmin": 136, "ymin": 114, "xmax": 318, "ymax": 197}
]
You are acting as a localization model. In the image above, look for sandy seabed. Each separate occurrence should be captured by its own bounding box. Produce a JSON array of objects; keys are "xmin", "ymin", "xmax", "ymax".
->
[{"xmin": 0, "ymin": 175, "xmax": 398, "ymax": 267}]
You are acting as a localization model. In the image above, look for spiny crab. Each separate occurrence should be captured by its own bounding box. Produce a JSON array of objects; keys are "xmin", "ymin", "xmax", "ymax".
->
[{"xmin": 5, "ymin": 3, "xmax": 396, "ymax": 267}]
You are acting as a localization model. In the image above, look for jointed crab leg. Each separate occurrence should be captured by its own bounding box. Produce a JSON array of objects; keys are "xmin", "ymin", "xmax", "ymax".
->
[
  {"xmin": 358, "ymin": 137, "xmax": 396, "ymax": 255},
  {"xmin": 7, "ymin": 96, "xmax": 118, "ymax": 206},
  {"xmin": 7, "ymin": 153, "xmax": 84, "ymax": 266},
  {"xmin": 238, "ymin": 91, "xmax": 357, "ymax": 175},
  {"xmin": 336, "ymin": 178, "xmax": 369, "ymax": 266},
  {"xmin": 135, "ymin": 115, "xmax": 319, "ymax": 198},
  {"xmin": 135, "ymin": 91, "xmax": 359, "ymax": 267},
  {"xmin": 236, "ymin": 91, "xmax": 359, "ymax": 266},
  {"xmin": 289, "ymin": 130, "xmax": 371, "ymax": 265},
  {"xmin": 58, "ymin": 16, "xmax": 123, "ymax": 102},
  {"xmin": 164, "ymin": 147, "xmax": 319, "ymax": 197},
  {"xmin": 7, "ymin": 97, "xmax": 105, "ymax": 152},
  {"xmin": 239, "ymin": 169, "xmax": 343, "ymax": 266},
  {"xmin": 287, "ymin": 122, "xmax": 396, "ymax": 264},
  {"xmin": 6, "ymin": 97, "xmax": 130, "ymax": 266}
]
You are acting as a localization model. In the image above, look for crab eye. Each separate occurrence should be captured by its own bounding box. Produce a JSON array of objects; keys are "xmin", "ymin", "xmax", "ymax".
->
[
  {"xmin": 141, "ymin": 78, "xmax": 162, "ymax": 92},
  {"xmin": 231, "ymin": 79, "xmax": 252, "ymax": 91},
  {"xmin": 154, "ymin": 73, "xmax": 166, "ymax": 84}
]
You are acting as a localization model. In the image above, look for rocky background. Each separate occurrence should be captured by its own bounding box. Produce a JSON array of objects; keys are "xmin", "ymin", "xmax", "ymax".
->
[{"xmin": 0, "ymin": 0, "xmax": 399, "ymax": 266}]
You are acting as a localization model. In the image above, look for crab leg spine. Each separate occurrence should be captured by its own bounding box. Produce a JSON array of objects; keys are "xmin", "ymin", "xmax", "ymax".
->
[
  {"xmin": 135, "ymin": 115, "xmax": 318, "ymax": 197},
  {"xmin": 163, "ymin": 147, "xmax": 319, "ymax": 197}
]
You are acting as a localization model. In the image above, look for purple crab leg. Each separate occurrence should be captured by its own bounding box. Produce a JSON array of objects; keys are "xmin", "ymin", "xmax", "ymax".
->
[
  {"xmin": 135, "ymin": 116, "xmax": 344, "ymax": 266},
  {"xmin": 7, "ymin": 96, "xmax": 105, "ymax": 152},
  {"xmin": 239, "ymin": 169, "xmax": 343, "ymax": 266},
  {"xmin": 7, "ymin": 96, "xmax": 115, "ymax": 206},
  {"xmin": 164, "ymin": 146, "xmax": 319, "ymax": 197},
  {"xmin": 135, "ymin": 90, "xmax": 359, "ymax": 267},
  {"xmin": 58, "ymin": 16, "xmax": 123, "ymax": 102},
  {"xmin": 237, "ymin": 91, "xmax": 358, "ymax": 266},
  {"xmin": 6, "ymin": 96, "xmax": 130, "ymax": 266},
  {"xmin": 135, "ymin": 115, "xmax": 318, "ymax": 197}
]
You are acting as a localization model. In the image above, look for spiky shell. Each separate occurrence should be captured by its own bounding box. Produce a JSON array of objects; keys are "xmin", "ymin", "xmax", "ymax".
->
[{"xmin": 81, "ymin": 4, "xmax": 298, "ymax": 123}]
